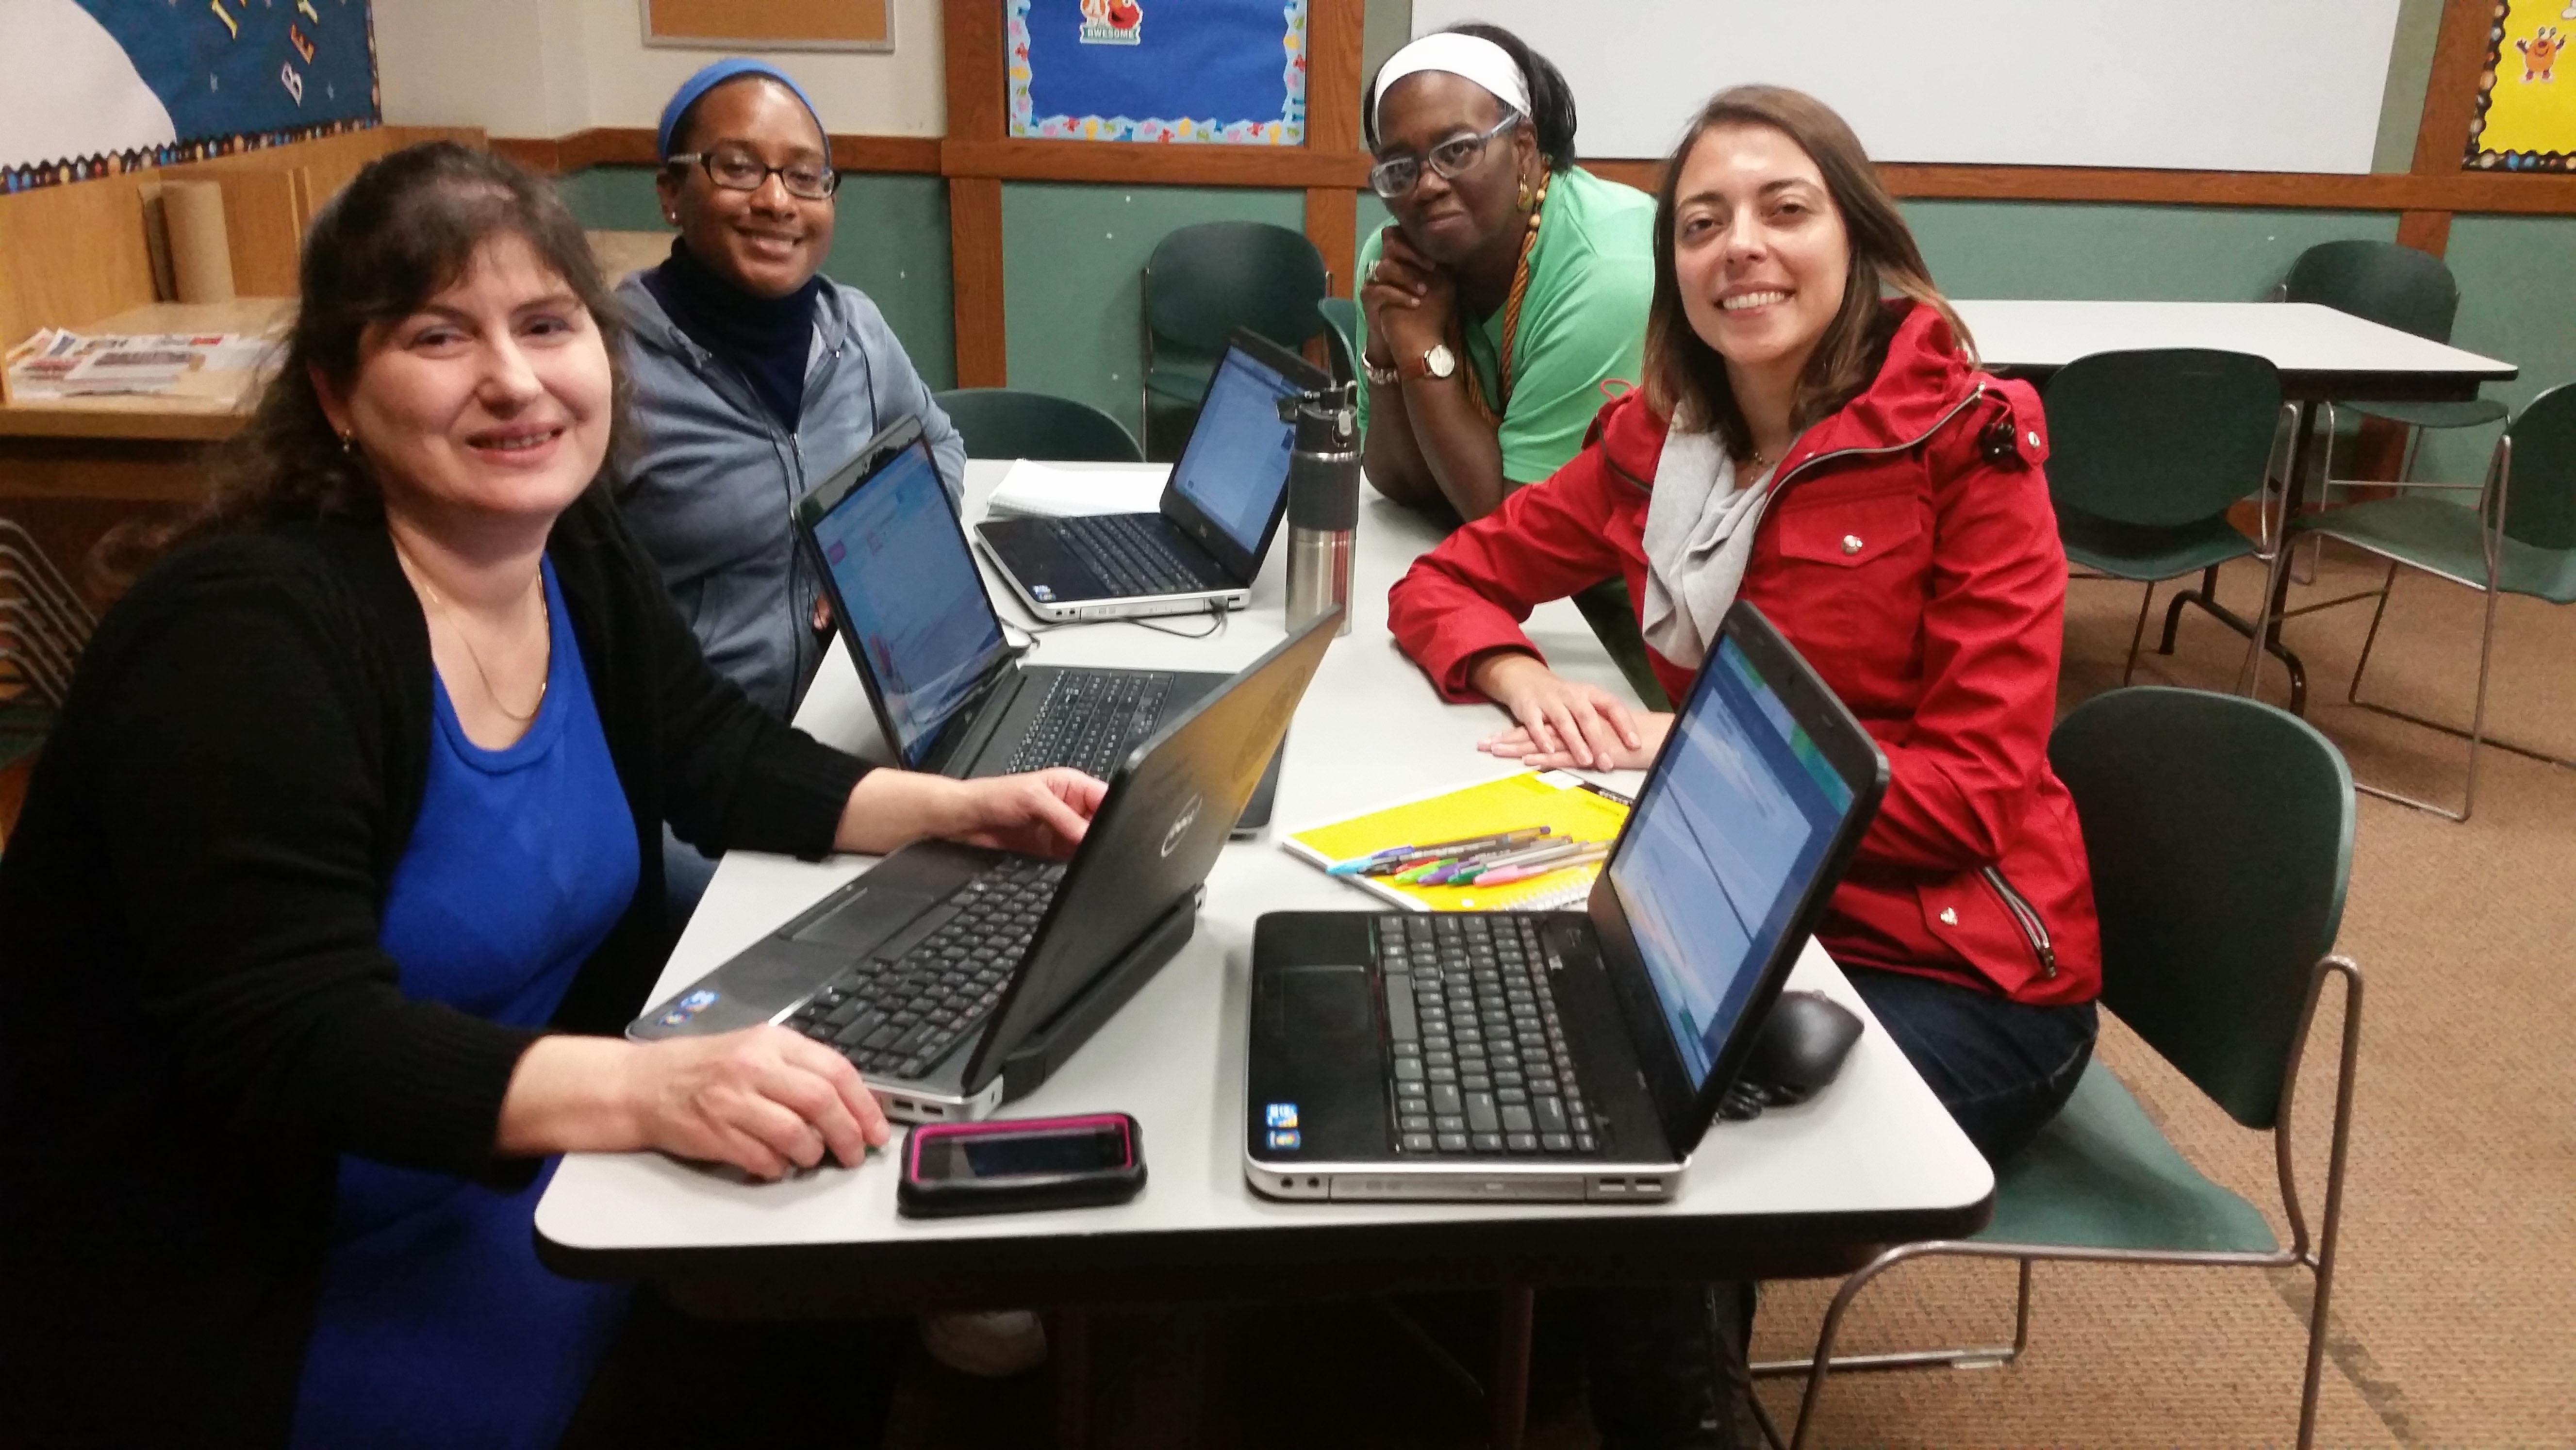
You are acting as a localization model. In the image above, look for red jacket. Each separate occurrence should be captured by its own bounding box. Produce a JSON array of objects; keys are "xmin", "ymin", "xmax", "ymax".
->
[{"xmin": 1388, "ymin": 302, "xmax": 2100, "ymax": 1007}]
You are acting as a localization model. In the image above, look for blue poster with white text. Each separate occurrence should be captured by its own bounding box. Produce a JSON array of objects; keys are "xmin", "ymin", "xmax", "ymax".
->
[{"xmin": 1009, "ymin": 0, "xmax": 1307, "ymax": 145}]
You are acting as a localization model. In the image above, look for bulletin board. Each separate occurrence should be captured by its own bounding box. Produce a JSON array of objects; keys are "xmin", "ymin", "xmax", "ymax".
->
[
  {"xmin": 2465, "ymin": 0, "xmax": 2576, "ymax": 171},
  {"xmin": 1007, "ymin": 0, "xmax": 1308, "ymax": 145},
  {"xmin": 2, "ymin": 0, "xmax": 378, "ymax": 193},
  {"xmin": 642, "ymin": 0, "xmax": 892, "ymax": 52}
]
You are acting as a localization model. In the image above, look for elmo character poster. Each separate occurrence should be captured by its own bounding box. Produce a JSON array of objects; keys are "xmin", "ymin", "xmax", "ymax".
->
[{"xmin": 1009, "ymin": 0, "xmax": 1307, "ymax": 145}]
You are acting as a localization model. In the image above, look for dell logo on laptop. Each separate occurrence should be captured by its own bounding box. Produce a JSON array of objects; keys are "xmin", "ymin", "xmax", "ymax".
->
[{"xmin": 1161, "ymin": 793, "xmax": 1204, "ymax": 857}]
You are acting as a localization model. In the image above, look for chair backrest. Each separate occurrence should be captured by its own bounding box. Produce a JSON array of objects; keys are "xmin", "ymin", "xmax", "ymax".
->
[
  {"xmin": 1142, "ymin": 221, "xmax": 1328, "ymax": 355},
  {"xmin": 2499, "ymin": 381, "xmax": 2576, "ymax": 552},
  {"xmin": 2049, "ymin": 688, "xmax": 2354, "ymax": 1130},
  {"xmin": 2282, "ymin": 239, "xmax": 2461, "ymax": 344},
  {"xmin": 931, "ymin": 389, "xmax": 1143, "ymax": 464},
  {"xmin": 1317, "ymin": 296, "xmax": 1361, "ymax": 386},
  {"xmin": 2042, "ymin": 349, "xmax": 2283, "ymax": 528}
]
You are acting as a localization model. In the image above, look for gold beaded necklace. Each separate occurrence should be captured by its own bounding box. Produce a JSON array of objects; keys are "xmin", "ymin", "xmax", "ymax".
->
[
  {"xmin": 1462, "ymin": 168, "xmax": 1551, "ymax": 427},
  {"xmin": 394, "ymin": 538, "xmax": 548, "ymax": 725}
]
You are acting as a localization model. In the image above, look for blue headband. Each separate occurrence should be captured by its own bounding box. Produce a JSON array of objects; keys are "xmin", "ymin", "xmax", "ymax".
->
[{"xmin": 656, "ymin": 59, "xmax": 826, "ymax": 160}]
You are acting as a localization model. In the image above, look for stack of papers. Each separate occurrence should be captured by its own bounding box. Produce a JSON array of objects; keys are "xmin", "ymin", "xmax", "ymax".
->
[
  {"xmin": 984, "ymin": 460, "xmax": 1168, "ymax": 519},
  {"xmin": 4, "ymin": 329, "xmax": 273, "ymax": 400}
]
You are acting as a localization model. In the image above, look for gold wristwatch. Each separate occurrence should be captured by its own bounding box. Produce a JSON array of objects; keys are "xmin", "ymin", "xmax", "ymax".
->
[{"xmin": 1400, "ymin": 344, "xmax": 1457, "ymax": 382}]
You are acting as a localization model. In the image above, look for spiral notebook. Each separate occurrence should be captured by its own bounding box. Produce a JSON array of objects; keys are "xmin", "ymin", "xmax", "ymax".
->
[{"xmin": 1282, "ymin": 769, "xmax": 1635, "ymax": 913}]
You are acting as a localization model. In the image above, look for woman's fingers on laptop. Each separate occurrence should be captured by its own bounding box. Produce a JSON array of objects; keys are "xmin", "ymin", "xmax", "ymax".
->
[{"xmin": 945, "ymin": 770, "xmax": 1104, "ymax": 857}]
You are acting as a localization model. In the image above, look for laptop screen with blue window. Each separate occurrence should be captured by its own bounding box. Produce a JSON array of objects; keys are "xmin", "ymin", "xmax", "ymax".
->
[
  {"xmin": 1607, "ymin": 633, "xmax": 1859, "ymax": 1090},
  {"xmin": 1167, "ymin": 346, "xmax": 1301, "ymax": 557},
  {"xmin": 810, "ymin": 443, "xmax": 1009, "ymax": 767}
]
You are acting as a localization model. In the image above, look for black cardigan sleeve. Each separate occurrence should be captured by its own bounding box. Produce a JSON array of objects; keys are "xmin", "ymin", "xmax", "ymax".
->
[
  {"xmin": 573, "ymin": 491, "xmax": 870, "ymax": 859},
  {"xmin": 83, "ymin": 552, "xmax": 540, "ymax": 1180}
]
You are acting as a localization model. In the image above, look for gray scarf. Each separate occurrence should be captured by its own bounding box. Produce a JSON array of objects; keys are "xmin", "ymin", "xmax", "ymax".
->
[{"xmin": 1640, "ymin": 427, "xmax": 1779, "ymax": 668}]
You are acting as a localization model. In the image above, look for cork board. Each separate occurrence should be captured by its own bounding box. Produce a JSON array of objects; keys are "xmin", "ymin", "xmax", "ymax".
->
[{"xmin": 642, "ymin": 0, "xmax": 892, "ymax": 51}]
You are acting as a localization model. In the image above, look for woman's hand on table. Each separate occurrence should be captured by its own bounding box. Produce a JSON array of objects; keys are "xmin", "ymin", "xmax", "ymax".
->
[
  {"xmin": 835, "ymin": 768, "xmax": 1106, "ymax": 858},
  {"xmin": 1470, "ymin": 652, "xmax": 1665, "ymax": 771}
]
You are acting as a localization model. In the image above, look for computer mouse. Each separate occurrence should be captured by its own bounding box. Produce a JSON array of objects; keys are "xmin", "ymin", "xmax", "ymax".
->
[{"xmin": 1722, "ymin": 991, "xmax": 1864, "ymax": 1119}]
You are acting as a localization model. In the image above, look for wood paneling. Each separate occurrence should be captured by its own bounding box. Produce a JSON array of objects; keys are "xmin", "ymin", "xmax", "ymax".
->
[
  {"xmin": 948, "ymin": 177, "xmax": 1007, "ymax": 388},
  {"xmin": 0, "ymin": 176, "xmax": 158, "ymax": 346},
  {"xmin": 1594, "ymin": 156, "xmax": 2576, "ymax": 215},
  {"xmin": 941, "ymin": 138, "xmax": 1370, "ymax": 188},
  {"xmin": 945, "ymin": 0, "xmax": 1007, "ymax": 144},
  {"xmin": 2396, "ymin": 209, "xmax": 2454, "ymax": 255},
  {"xmin": 1305, "ymin": 0, "xmax": 1366, "ymax": 156},
  {"xmin": 2415, "ymin": 0, "xmax": 2501, "ymax": 176},
  {"xmin": 215, "ymin": 169, "xmax": 305, "ymax": 298},
  {"xmin": 1304, "ymin": 187, "xmax": 1355, "ymax": 299}
]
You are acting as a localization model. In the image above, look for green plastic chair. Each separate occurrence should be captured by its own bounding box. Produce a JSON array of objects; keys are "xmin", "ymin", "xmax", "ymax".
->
[
  {"xmin": 1139, "ymin": 222, "xmax": 1326, "ymax": 459},
  {"xmin": 2043, "ymin": 349, "xmax": 2298, "ymax": 699},
  {"xmin": 931, "ymin": 388, "xmax": 1143, "ymax": 464},
  {"xmin": 1317, "ymin": 296, "xmax": 1361, "ymax": 387},
  {"xmin": 2285, "ymin": 240, "xmax": 2510, "ymax": 466},
  {"xmin": 2252, "ymin": 380, "xmax": 2576, "ymax": 821},
  {"xmin": 1776, "ymin": 688, "xmax": 2363, "ymax": 1450}
]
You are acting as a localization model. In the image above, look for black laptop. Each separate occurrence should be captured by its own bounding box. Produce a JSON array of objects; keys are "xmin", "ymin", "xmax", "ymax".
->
[
  {"xmin": 795, "ymin": 416, "xmax": 1285, "ymax": 829},
  {"xmin": 1243, "ymin": 602, "xmax": 1889, "ymax": 1203},
  {"xmin": 974, "ymin": 330, "xmax": 1328, "ymax": 622},
  {"xmin": 632, "ymin": 609, "xmax": 1342, "ymax": 1123}
]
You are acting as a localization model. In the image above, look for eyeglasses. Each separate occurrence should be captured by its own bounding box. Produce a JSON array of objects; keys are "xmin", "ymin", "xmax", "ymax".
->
[
  {"xmin": 668, "ymin": 146, "xmax": 839, "ymax": 200},
  {"xmin": 1368, "ymin": 113, "xmax": 1521, "ymax": 198}
]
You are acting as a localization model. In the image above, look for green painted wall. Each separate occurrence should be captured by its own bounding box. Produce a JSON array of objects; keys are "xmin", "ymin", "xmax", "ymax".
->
[
  {"xmin": 998, "ymin": 181, "xmax": 1306, "ymax": 438},
  {"xmin": 1904, "ymin": 203, "xmax": 2401, "ymax": 302},
  {"xmin": 554, "ymin": 166, "xmax": 957, "ymax": 391},
  {"xmin": 2412, "ymin": 215, "xmax": 2576, "ymax": 481}
]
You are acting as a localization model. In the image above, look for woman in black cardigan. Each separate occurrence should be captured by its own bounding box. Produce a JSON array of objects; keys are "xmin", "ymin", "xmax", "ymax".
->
[{"xmin": 0, "ymin": 143, "xmax": 1096, "ymax": 1449}]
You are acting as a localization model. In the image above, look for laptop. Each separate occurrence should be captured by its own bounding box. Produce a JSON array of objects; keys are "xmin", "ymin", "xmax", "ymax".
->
[
  {"xmin": 1242, "ymin": 602, "xmax": 1890, "ymax": 1203},
  {"xmin": 796, "ymin": 416, "xmax": 1286, "ymax": 830},
  {"xmin": 631, "ymin": 608, "xmax": 1343, "ymax": 1123},
  {"xmin": 974, "ymin": 330, "xmax": 1329, "ymax": 622}
]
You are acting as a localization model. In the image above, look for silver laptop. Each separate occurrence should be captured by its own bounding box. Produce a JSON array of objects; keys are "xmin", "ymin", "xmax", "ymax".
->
[
  {"xmin": 630, "ymin": 610, "xmax": 1341, "ymax": 1123},
  {"xmin": 973, "ymin": 330, "xmax": 1328, "ymax": 622},
  {"xmin": 1243, "ymin": 603, "xmax": 1888, "ymax": 1203}
]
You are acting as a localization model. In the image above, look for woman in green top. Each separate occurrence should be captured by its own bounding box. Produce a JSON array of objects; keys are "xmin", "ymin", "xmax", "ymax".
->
[{"xmin": 1357, "ymin": 24, "xmax": 1656, "ymax": 524}]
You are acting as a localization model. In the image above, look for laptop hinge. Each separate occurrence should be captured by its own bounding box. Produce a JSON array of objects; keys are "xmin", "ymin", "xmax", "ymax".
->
[{"xmin": 991, "ymin": 890, "xmax": 1202, "ymax": 1102}]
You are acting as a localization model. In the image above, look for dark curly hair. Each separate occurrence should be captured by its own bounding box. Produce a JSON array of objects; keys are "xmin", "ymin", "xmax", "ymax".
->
[
  {"xmin": 1362, "ymin": 22, "xmax": 1579, "ymax": 172},
  {"xmin": 201, "ymin": 140, "xmax": 628, "ymax": 531}
]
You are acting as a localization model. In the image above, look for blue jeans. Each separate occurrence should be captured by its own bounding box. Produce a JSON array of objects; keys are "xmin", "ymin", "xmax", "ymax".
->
[{"xmin": 1846, "ymin": 965, "xmax": 2098, "ymax": 1165}]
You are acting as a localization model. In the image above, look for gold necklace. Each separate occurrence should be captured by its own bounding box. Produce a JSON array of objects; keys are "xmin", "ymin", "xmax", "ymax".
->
[{"xmin": 395, "ymin": 539, "xmax": 548, "ymax": 724}]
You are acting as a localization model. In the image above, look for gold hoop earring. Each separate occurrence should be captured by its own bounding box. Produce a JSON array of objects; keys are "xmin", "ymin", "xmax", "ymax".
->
[{"xmin": 1516, "ymin": 178, "xmax": 1534, "ymax": 211}]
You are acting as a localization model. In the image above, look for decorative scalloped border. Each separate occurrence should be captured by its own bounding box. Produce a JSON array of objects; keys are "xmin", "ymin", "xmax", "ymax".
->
[
  {"xmin": 1007, "ymin": 0, "xmax": 1307, "ymax": 146},
  {"xmin": 2463, "ymin": 0, "xmax": 2576, "ymax": 173}
]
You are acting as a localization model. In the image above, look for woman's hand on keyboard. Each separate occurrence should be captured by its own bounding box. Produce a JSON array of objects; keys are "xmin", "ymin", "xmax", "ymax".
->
[{"xmin": 621, "ymin": 1026, "xmax": 892, "ymax": 1179}]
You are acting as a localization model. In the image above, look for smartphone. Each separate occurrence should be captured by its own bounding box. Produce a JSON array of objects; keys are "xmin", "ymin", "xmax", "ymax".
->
[{"xmin": 896, "ymin": 1112, "xmax": 1147, "ymax": 1218}]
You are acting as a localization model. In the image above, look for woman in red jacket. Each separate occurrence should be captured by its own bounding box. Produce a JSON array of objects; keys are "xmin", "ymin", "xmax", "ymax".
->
[{"xmin": 1391, "ymin": 84, "xmax": 2100, "ymax": 1169}]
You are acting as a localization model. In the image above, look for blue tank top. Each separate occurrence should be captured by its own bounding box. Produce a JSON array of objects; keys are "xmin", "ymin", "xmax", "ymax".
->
[{"xmin": 292, "ymin": 558, "xmax": 641, "ymax": 1450}]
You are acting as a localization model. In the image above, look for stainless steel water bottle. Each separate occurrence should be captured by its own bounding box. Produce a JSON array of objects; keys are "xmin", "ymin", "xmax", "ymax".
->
[{"xmin": 1281, "ymin": 382, "xmax": 1360, "ymax": 636}]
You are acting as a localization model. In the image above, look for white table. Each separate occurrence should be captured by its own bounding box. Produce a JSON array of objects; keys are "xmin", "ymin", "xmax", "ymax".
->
[
  {"xmin": 1954, "ymin": 299, "xmax": 2515, "ymax": 403},
  {"xmin": 535, "ymin": 462, "xmax": 1992, "ymax": 1322}
]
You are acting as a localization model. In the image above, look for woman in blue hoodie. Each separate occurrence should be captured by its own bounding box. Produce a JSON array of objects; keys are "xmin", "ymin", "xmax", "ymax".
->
[{"xmin": 615, "ymin": 60, "xmax": 968, "ymax": 909}]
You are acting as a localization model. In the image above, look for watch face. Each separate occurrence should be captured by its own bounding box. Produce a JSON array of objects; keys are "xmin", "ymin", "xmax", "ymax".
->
[{"xmin": 1425, "ymin": 344, "xmax": 1456, "ymax": 379}]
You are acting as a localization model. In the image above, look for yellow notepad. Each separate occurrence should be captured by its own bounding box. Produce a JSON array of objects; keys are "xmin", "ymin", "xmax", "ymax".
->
[{"xmin": 1283, "ymin": 769, "xmax": 1634, "ymax": 912}]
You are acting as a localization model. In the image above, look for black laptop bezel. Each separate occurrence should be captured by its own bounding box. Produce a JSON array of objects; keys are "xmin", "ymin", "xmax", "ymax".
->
[
  {"xmin": 793, "ymin": 415, "xmax": 1018, "ymax": 772},
  {"xmin": 955, "ymin": 608, "xmax": 1343, "ymax": 1092},
  {"xmin": 1153, "ymin": 328, "xmax": 1333, "ymax": 585},
  {"xmin": 1583, "ymin": 601, "xmax": 1892, "ymax": 1161}
]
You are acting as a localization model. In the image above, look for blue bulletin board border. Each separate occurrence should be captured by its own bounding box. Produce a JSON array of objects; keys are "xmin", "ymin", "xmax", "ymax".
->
[{"xmin": 1007, "ymin": 0, "xmax": 1308, "ymax": 146}]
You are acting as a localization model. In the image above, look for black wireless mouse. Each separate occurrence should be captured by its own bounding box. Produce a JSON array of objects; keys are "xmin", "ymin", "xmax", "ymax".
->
[{"xmin": 1720, "ymin": 990, "xmax": 1864, "ymax": 1120}]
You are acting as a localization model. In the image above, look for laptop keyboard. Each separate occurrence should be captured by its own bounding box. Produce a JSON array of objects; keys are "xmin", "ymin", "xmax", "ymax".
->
[
  {"xmin": 786, "ymin": 857, "xmax": 1066, "ymax": 1080},
  {"xmin": 1004, "ymin": 671, "xmax": 1174, "ymax": 777},
  {"xmin": 1057, "ymin": 513, "xmax": 1208, "ymax": 597},
  {"xmin": 1377, "ymin": 914, "xmax": 1601, "ymax": 1156}
]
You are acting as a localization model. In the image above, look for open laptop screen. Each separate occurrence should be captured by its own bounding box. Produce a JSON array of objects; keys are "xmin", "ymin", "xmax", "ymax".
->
[
  {"xmin": 811, "ymin": 443, "xmax": 1010, "ymax": 767},
  {"xmin": 1607, "ymin": 634, "xmax": 1860, "ymax": 1091},
  {"xmin": 1167, "ymin": 345, "xmax": 1301, "ymax": 558}
]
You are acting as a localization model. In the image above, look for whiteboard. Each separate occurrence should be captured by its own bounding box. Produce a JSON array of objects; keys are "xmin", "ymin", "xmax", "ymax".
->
[{"xmin": 1407, "ymin": 0, "xmax": 2401, "ymax": 174}]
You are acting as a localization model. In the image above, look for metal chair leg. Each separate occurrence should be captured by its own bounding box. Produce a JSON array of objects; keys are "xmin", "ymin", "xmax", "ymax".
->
[{"xmin": 2121, "ymin": 583, "xmax": 2156, "ymax": 685}]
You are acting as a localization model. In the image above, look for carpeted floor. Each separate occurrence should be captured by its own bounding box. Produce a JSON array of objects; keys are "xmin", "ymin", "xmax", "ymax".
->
[{"xmin": 876, "ymin": 542, "xmax": 2576, "ymax": 1449}]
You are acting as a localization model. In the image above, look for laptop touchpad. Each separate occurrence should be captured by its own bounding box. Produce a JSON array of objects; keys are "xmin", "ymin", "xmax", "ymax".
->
[
  {"xmin": 1274, "ymin": 964, "xmax": 1374, "ymax": 1039},
  {"xmin": 791, "ymin": 884, "xmax": 941, "ymax": 951}
]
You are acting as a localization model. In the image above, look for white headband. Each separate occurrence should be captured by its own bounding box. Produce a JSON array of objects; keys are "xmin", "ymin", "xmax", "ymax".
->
[{"xmin": 1372, "ymin": 33, "xmax": 1531, "ymax": 133}]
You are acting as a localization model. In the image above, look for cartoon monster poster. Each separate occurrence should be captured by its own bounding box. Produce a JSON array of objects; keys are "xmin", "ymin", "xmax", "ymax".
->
[
  {"xmin": 1, "ymin": 0, "xmax": 378, "ymax": 192},
  {"xmin": 1008, "ymin": 0, "xmax": 1307, "ymax": 144},
  {"xmin": 2467, "ymin": 0, "xmax": 2576, "ymax": 170}
]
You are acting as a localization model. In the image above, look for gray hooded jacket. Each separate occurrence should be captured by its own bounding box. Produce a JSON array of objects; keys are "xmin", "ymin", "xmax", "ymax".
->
[{"xmin": 612, "ymin": 272, "xmax": 965, "ymax": 718}]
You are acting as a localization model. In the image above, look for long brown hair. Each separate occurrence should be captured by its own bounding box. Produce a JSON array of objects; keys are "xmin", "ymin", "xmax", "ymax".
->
[
  {"xmin": 1640, "ymin": 85, "xmax": 1972, "ymax": 463},
  {"xmin": 202, "ymin": 141, "xmax": 628, "ymax": 531}
]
